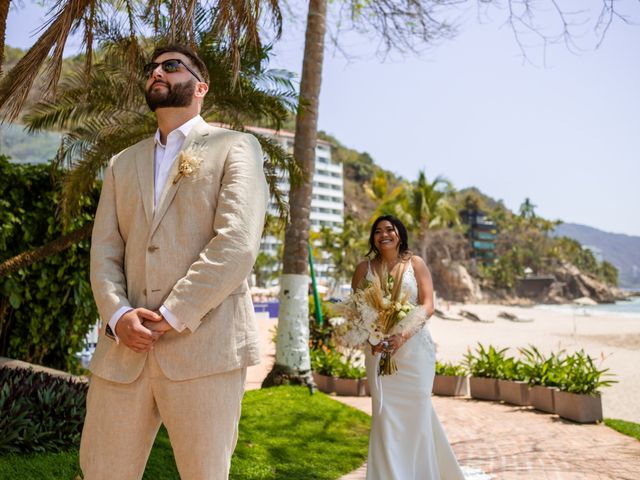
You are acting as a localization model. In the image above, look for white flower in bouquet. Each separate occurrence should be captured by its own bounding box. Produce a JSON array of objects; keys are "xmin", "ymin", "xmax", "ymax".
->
[{"xmin": 368, "ymin": 329, "xmax": 384, "ymax": 346}]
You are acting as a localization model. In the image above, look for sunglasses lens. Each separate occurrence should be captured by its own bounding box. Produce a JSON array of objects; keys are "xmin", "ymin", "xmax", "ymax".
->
[
  {"xmin": 162, "ymin": 60, "xmax": 181, "ymax": 73},
  {"xmin": 143, "ymin": 62, "xmax": 157, "ymax": 77}
]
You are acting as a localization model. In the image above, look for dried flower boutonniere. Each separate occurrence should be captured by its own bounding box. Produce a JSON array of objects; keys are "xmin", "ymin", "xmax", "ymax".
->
[{"xmin": 173, "ymin": 145, "xmax": 204, "ymax": 184}]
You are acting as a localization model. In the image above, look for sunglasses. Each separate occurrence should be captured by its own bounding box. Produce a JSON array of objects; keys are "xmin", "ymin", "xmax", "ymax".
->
[{"xmin": 143, "ymin": 59, "xmax": 202, "ymax": 82}]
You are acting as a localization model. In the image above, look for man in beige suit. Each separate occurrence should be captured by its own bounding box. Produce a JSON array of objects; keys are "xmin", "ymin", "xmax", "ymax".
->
[{"xmin": 79, "ymin": 44, "xmax": 268, "ymax": 480}]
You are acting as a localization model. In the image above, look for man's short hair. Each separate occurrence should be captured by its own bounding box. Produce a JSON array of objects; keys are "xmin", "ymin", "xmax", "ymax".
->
[{"xmin": 150, "ymin": 44, "xmax": 210, "ymax": 85}]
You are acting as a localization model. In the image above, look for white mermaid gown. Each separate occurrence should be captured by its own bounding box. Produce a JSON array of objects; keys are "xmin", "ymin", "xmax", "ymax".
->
[{"xmin": 365, "ymin": 262, "xmax": 466, "ymax": 480}]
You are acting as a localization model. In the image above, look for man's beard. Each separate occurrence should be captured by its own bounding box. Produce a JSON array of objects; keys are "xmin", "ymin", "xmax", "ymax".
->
[{"xmin": 145, "ymin": 78, "xmax": 196, "ymax": 111}]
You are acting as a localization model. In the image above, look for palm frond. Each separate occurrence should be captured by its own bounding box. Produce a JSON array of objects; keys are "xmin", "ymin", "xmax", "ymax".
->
[
  {"xmin": 23, "ymin": 35, "xmax": 297, "ymax": 225},
  {"xmin": 208, "ymin": 0, "xmax": 282, "ymax": 83},
  {"xmin": 255, "ymin": 134, "xmax": 291, "ymax": 224},
  {"xmin": 0, "ymin": 0, "xmax": 92, "ymax": 122}
]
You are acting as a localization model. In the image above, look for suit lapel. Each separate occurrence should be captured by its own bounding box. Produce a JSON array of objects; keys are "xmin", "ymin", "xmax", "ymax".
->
[
  {"xmin": 150, "ymin": 118, "xmax": 211, "ymax": 236},
  {"xmin": 134, "ymin": 139, "xmax": 155, "ymax": 227}
]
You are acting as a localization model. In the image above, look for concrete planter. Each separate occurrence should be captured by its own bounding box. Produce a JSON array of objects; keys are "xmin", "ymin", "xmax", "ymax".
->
[
  {"xmin": 498, "ymin": 380, "xmax": 531, "ymax": 406},
  {"xmin": 469, "ymin": 376, "xmax": 500, "ymax": 401},
  {"xmin": 530, "ymin": 385, "xmax": 557, "ymax": 413},
  {"xmin": 554, "ymin": 390, "xmax": 603, "ymax": 423},
  {"xmin": 312, "ymin": 372, "xmax": 335, "ymax": 394},
  {"xmin": 334, "ymin": 377, "xmax": 369, "ymax": 397},
  {"xmin": 433, "ymin": 375, "xmax": 469, "ymax": 396}
]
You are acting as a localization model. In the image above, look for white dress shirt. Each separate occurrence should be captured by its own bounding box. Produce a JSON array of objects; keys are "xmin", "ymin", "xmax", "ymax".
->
[{"xmin": 108, "ymin": 115, "xmax": 203, "ymax": 339}]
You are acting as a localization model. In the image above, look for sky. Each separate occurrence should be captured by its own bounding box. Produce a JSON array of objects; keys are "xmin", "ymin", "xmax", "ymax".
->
[{"xmin": 5, "ymin": 1, "xmax": 640, "ymax": 236}]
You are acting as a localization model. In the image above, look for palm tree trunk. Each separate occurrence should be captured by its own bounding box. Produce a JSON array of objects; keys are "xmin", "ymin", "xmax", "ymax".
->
[
  {"xmin": 0, "ymin": 0, "xmax": 10, "ymax": 77},
  {"xmin": 0, "ymin": 222, "xmax": 93, "ymax": 278},
  {"xmin": 262, "ymin": 0, "xmax": 327, "ymax": 390}
]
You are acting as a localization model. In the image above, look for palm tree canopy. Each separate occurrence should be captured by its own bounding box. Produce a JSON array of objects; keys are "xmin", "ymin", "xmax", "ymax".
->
[
  {"xmin": 23, "ymin": 28, "xmax": 298, "ymax": 225},
  {"xmin": 0, "ymin": 0, "xmax": 283, "ymax": 122},
  {"xmin": 406, "ymin": 170, "xmax": 459, "ymax": 230}
]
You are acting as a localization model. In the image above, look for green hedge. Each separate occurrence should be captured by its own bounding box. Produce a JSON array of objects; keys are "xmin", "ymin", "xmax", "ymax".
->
[{"xmin": 0, "ymin": 156, "xmax": 99, "ymax": 373}]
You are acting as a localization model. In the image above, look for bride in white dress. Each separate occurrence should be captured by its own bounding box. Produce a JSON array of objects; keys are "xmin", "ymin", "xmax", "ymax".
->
[{"xmin": 351, "ymin": 215, "xmax": 466, "ymax": 480}]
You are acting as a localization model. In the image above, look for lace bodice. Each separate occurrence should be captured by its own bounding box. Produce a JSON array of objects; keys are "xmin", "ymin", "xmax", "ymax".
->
[{"xmin": 366, "ymin": 260, "xmax": 419, "ymax": 304}]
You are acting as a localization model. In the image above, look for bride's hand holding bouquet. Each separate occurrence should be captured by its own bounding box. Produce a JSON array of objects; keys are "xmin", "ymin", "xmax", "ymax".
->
[{"xmin": 333, "ymin": 262, "xmax": 427, "ymax": 376}]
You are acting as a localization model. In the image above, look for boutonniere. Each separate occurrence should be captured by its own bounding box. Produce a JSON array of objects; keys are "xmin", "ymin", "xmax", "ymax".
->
[{"xmin": 173, "ymin": 145, "xmax": 204, "ymax": 184}]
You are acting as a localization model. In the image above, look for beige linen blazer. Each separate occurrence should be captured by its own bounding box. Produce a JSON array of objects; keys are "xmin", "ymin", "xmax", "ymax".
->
[{"xmin": 89, "ymin": 119, "xmax": 268, "ymax": 383}]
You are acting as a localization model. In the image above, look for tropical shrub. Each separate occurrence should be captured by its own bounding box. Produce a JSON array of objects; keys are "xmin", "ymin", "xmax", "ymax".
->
[
  {"xmin": 309, "ymin": 315, "xmax": 336, "ymax": 351},
  {"xmin": 333, "ymin": 358, "xmax": 367, "ymax": 380},
  {"xmin": 310, "ymin": 347, "xmax": 341, "ymax": 376},
  {"xmin": 435, "ymin": 361, "xmax": 467, "ymax": 377},
  {"xmin": 0, "ymin": 157, "xmax": 98, "ymax": 373},
  {"xmin": 0, "ymin": 367, "xmax": 88, "ymax": 454},
  {"xmin": 556, "ymin": 350, "xmax": 617, "ymax": 396},
  {"xmin": 519, "ymin": 345, "xmax": 564, "ymax": 387},
  {"xmin": 310, "ymin": 348, "xmax": 366, "ymax": 379},
  {"xmin": 464, "ymin": 344, "xmax": 510, "ymax": 379},
  {"xmin": 496, "ymin": 356, "xmax": 526, "ymax": 381}
]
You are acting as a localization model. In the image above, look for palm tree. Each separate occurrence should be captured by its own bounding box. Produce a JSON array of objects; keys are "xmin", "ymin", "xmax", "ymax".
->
[
  {"xmin": 0, "ymin": 25, "xmax": 298, "ymax": 278},
  {"xmin": 262, "ymin": 0, "xmax": 465, "ymax": 387},
  {"xmin": 402, "ymin": 170, "xmax": 460, "ymax": 262},
  {"xmin": 315, "ymin": 215, "xmax": 368, "ymax": 288},
  {"xmin": 366, "ymin": 170, "xmax": 405, "ymax": 215},
  {"xmin": 262, "ymin": 0, "xmax": 328, "ymax": 388},
  {"xmin": 519, "ymin": 197, "xmax": 537, "ymax": 220},
  {"xmin": 0, "ymin": 0, "xmax": 283, "ymax": 122},
  {"xmin": 0, "ymin": 0, "xmax": 10, "ymax": 76}
]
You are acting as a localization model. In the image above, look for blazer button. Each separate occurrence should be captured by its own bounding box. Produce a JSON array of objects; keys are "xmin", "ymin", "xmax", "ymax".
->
[
  {"xmin": 143, "ymin": 289, "xmax": 147, "ymax": 296},
  {"xmin": 147, "ymin": 245, "xmax": 159, "ymax": 252}
]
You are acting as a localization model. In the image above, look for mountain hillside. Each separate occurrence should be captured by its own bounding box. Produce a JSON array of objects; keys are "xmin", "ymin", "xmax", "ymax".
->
[
  {"xmin": 0, "ymin": 123, "xmax": 61, "ymax": 163},
  {"xmin": 553, "ymin": 223, "xmax": 640, "ymax": 290}
]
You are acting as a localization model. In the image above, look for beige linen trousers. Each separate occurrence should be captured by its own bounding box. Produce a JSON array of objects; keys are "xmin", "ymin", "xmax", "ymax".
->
[{"xmin": 80, "ymin": 119, "xmax": 268, "ymax": 480}]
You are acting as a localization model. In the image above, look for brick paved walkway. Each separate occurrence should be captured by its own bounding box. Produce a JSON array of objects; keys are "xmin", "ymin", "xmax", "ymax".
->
[
  {"xmin": 249, "ymin": 318, "xmax": 640, "ymax": 480},
  {"xmin": 336, "ymin": 395, "xmax": 640, "ymax": 479}
]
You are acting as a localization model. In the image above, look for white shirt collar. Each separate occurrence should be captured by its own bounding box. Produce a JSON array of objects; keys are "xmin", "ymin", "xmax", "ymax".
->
[{"xmin": 153, "ymin": 114, "xmax": 203, "ymax": 147}]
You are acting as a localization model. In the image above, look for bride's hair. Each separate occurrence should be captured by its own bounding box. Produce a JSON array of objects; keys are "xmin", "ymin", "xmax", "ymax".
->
[{"xmin": 366, "ymin": 215, "xmax": 411, "ymax": 259}]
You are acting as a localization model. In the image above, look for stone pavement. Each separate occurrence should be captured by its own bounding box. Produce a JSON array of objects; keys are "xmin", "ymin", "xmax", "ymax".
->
[
  {"xmin": 336, "ymin": 395, "xmax": 640, "ymax": 480},
  {"xmin": 248, "ymin": 318, "xmax": 640, "ymax": 480}
]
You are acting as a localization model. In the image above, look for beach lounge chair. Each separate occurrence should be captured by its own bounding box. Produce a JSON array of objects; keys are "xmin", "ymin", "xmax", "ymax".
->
[
  {"xmin": 459, "ymin": 310, "xmax": 494, "ymax": 323},
  {"xmin": 433, "ymin": 309, "xmax": 464, "ymax": 321},
  {"xmin": 498, "ymin": 311, "xmax": 534, "ymax": 323}
]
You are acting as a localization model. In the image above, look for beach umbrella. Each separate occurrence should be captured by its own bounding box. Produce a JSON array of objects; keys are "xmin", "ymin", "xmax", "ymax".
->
[{"xmin": 571, "ymin": 297, "xmax": 597, "ymax": 341}]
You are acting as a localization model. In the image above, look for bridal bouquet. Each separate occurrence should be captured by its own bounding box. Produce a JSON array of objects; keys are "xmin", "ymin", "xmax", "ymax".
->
[{"xmin": 332, "ymin": 265, "xmax": 427, "ymax": 375}]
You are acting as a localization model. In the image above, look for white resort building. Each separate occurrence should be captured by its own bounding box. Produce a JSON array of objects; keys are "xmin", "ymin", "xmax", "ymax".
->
[{"xmin": 248, "ymin": 126, "xmax": 344, "ymax": 287}]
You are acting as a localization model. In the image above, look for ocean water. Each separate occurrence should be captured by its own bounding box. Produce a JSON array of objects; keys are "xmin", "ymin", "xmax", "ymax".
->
[{"xmin": 535, "ymin": 297, "xmax": 640, "ymax": 318}]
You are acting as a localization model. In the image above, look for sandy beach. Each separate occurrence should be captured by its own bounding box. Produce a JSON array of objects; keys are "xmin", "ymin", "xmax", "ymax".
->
[
  {"xmin": 248, "ymin": 302, "xmax": 640, "ymax": 423},
  {"xmin": 429, "ymin": 303, "xmax": 640, "ymax": 423}
]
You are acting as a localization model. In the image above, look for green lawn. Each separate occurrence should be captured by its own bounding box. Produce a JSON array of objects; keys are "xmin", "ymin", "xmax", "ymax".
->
[
  {"xmin": 0, "ymin": 386, "xmax": 370, "ymax": 480},
  {"xmin": 604, "ymin": 418, "xmax": 640, "ymax": 441}
]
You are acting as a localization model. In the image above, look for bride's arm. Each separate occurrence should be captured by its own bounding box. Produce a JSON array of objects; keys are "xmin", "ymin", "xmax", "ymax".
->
[
  {"xmin": 351, "ymin": 260, "xmax": 369, "ymax": 292},
  {"xmin": 413, "ymin": 255, "xmax": 435, "ymax": 317}
]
